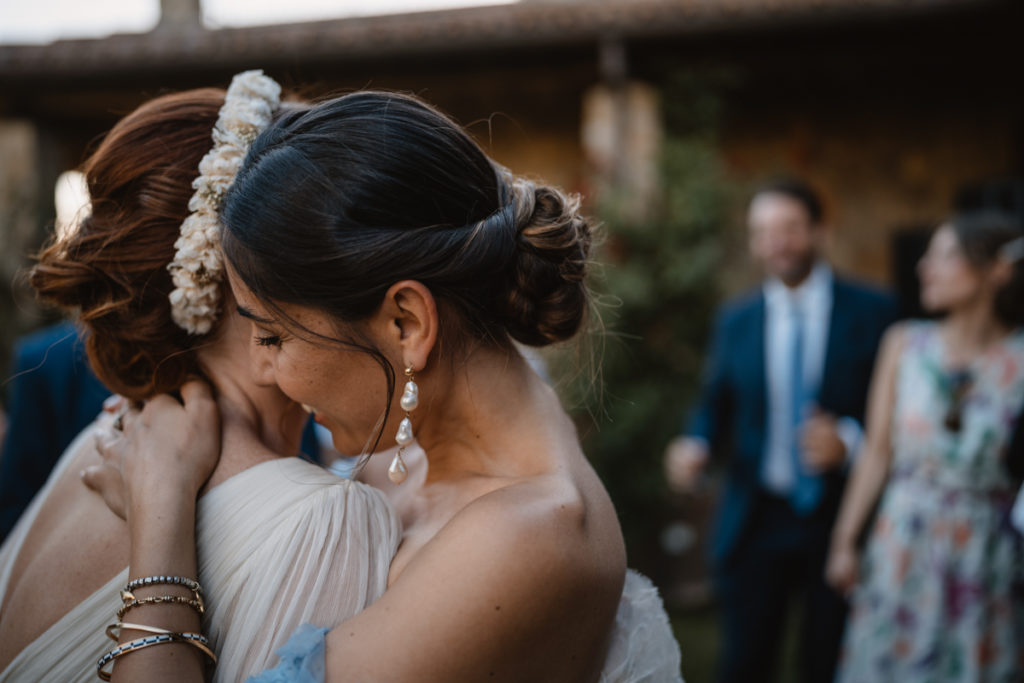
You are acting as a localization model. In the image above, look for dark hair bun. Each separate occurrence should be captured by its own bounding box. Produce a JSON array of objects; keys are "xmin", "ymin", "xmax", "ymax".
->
[
  {"xmin": 500, "ymin": 180, "xmax": 592, "ymax": 347},
  {"xmin": 222, "ymin": 91, "xmax": 594, "ymax": 354}
]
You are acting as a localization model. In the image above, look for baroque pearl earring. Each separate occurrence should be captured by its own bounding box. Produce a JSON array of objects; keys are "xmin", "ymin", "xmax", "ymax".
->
[{"xmin": 389, "ymin": 366, "xmax": 418, "ymax": 484}]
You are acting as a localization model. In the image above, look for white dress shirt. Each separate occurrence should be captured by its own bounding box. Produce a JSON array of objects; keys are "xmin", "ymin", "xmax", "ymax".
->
[{"xmin": 761, "ymin": 263, "xmax": 861, "ymax": 495}]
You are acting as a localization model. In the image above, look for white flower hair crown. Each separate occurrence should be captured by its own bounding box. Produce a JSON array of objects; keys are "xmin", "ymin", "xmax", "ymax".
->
[{"xmin": 167, "ymin": 69, "xmax": 282, "ymax": 335}]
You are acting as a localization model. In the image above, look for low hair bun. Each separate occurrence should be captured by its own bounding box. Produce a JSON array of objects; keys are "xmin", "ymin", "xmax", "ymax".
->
[
  {"xmin": 499, "ymin": 180, "xmax": 592, "ymax": 347},
  {"xmin": 30, "ymin": 89, "xmax": 226, "ymax": 401}
]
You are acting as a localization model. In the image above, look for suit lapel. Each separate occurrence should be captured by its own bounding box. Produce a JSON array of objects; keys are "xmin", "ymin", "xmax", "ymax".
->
[
  {"xmin": 745, "ymin": 291, "xmax": 768, "ymax": 452},
  {"xmin": 820, "ymin": 278, "xmax": 851, "ymax": 411}
]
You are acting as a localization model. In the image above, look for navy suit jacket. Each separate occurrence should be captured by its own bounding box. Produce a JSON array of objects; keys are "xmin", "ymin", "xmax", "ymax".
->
[
  {"xmin": 0, "ymin": 322, "xmax": 111, "ymax": 542},
  {"xmin": 688, "ymin": 275, "xmax": 899, "ymax": 567}
]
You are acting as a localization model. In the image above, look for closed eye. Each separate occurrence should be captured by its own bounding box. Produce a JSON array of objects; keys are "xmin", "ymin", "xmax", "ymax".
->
[{"xmin": 254, "ymin": 334, "xmax": 282, "ymax": 348}]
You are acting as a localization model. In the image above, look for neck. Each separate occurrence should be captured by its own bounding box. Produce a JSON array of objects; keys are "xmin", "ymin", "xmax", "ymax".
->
[
  {"xmin": 197, "ymin": 342, "xmax": 305, "ymax": 475},
  {"xmin": 412, "ymin": 344, "xmax": 565, "ymax": 484},
  {"xmin": 941, "ymin": 299, "xmax": 1008, "ymax": 365}
]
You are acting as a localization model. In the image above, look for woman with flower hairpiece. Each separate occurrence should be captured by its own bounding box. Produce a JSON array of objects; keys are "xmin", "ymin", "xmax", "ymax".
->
[
  {"xmin": 82, "ymin": 89, "xmax": 684, "ymax": 681},
  {"xmin": 0, "ymin": 73, "xmax": 400, "ymax": 682},
  {"xmin": 826, "ymin": 210, "xmax": 1024, "ymax": 681}
]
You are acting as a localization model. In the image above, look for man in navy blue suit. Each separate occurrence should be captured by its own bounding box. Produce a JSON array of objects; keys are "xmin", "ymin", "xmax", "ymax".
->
[{"xmin": 666, "ymin": 179, "xmax": 899, "ymax": 683}]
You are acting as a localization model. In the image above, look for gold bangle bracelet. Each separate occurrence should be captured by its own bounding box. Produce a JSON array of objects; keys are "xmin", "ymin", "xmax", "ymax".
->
[{"xmin": 105, "ymin": 622, "xmax": 174, "ymax": 642}]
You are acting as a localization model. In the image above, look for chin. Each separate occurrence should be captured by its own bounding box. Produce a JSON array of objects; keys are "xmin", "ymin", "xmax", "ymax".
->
[
  {"xmin": 767, "ymin": 260, "xmax": 809, "ymax": 283},
  {"xmin": 919, "ymin": 296, "xmax": 949, "ymax": 315},
  {"xmin": 328, "ymin": 429, "xmax": 366, "ymax": 458}
]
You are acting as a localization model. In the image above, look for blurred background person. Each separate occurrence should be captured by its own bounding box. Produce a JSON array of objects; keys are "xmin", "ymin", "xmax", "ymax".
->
[
  {"xmin": 1013, "ymin": 413, "xmax": 1024, "ymax": 534},
  {"xmin": 827, "ymin": 210, "xmax": 1024, "ymax": 682},
  {"xmin": 0, "ymin": 320, "xmax": 109, "ymax": 543},
  {"xmin": 665, "ymin": 178, "xmax": 899, "ymax": 683}
]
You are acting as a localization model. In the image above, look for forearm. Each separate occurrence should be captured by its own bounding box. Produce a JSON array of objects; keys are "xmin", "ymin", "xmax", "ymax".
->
[
  {"xmin": 831, "ymin": 446, "xmax": 889, "ymax": 550},
  {"xmin": 110, "ymin": 489, "xmax": 205, "ymax": 682}
]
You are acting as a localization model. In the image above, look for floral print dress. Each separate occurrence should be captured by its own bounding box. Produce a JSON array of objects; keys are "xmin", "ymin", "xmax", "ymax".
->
[{"xmin": 838, "ymin": 322, "xmax": 1024, "ymax": 683}]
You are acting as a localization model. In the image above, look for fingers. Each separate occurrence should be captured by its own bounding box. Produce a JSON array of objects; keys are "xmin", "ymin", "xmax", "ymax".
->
[
  {"xmin": 94, "ymin": 425, "xmax": 121, "ymax": 462},
  {"xmin": 81, "ymin": 463, "xmax": 128, "ymax": 520},
  {"xmin": 143, "ymin": 392, "xmax": 183, "ymax": 421},
  {"xmin": 103, "ymin": 394, "xmax": 127, "ymax": 414},
  {"xmin": 181, "ymin": 379, "xmax": 214, "ymax": 411},
  {"xmin": 664, "ymin": 441, "xmax": 707, "ymax": 493},
  {"xmin": 81, "ymin": 463, "xmax": 113, "ymax": 492}
]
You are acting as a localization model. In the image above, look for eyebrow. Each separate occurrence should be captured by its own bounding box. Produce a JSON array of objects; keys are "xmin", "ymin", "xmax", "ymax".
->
[{"xmin": 236, "ymin": 305, "xmax": 277, "ymax": 325}]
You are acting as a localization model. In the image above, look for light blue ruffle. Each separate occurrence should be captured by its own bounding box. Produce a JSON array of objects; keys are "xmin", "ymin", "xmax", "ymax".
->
[{"xmin": 246, "ymin": 624, "xmax": 330, "ymax": 683}]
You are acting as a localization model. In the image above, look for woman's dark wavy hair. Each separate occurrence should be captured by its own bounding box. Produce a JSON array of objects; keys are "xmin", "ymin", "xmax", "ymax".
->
[
  {"xmin": 947, "ymin": 209, "xmax": 1024, "ymax": 328},
  {"xmin": 30, "ymin": 89, "xmax": 228, "ymax": 400},
  {"xmin": 221, "ymin": 91, "xmax": 593, "ymax": 449}
]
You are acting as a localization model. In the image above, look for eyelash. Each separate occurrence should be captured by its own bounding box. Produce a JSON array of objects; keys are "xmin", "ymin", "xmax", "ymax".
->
[{"xmin": 254, "ymin": 334, "xmax": 282, "ymax": 348}]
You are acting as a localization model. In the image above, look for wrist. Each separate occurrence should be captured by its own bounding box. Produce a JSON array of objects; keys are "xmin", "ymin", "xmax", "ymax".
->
[
  {"xmin": 830, "ymin": 530, "xmax": 856, "ymax": 552},
  {"xmin": 128, "ymin": 490, "xmax": 196, "ymax": 538}
]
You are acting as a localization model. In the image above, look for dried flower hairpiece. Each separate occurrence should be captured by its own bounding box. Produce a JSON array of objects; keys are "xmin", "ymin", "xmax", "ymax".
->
[{"xmin": 168, "ymin": 70, "xmax": 281, "ymax": 334}]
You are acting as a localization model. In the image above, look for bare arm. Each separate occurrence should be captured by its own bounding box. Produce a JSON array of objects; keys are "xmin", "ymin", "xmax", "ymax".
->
[
  {"xmin": 84, "ymin": 381, "xmax": 220, "ymax": 682},
  {"xmin": 825, "ymin": 323, "xmax": 905, "ymax": 594}
]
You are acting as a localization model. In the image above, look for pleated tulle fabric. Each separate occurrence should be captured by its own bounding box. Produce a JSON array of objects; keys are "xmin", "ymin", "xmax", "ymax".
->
[
  {"xmin": 0, "ymin": 427, "xmax": 400, "ymax": 683},
  {"xmin": 248, "ymin": 569, "xmax": 685, "ymax": 683},
  {"xmin": 598, "ymin": 570, "xmax": 684, "ymax": 683},
  {"xmin": 197, "ymin": 458, "xmax": 400, "ymax": 682}
]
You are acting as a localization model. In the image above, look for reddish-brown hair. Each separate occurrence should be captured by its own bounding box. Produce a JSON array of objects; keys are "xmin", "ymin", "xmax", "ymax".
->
[{"xmin": 31, "ymin": 88, "xmax": 226, "ymax": 401}]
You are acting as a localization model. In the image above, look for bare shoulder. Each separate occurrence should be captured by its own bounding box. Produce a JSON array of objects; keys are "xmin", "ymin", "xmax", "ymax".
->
[
  {"xmin": 455, "ymin": 473, "xmax": 620, "ymax": 570},
  {"xmin": 410, "ymin": 472, "xmax": 625, "ymax": 614},
  {"xmin": 877, "ymin": 320, "xmax": 912, "ymax": 367},
  {"xmin": 882, "ymin": 319, "xmax": 911, "ymax": 347},
  {"xmin": 325, "ymin": 472, "xmax": 626, "ymax": 682}
]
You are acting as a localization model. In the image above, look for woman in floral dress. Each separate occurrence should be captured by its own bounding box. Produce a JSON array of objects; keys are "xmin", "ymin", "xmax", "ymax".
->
[{"xmin": 826, "ymin": 210, "xmax": 1024, "ymax": 682}]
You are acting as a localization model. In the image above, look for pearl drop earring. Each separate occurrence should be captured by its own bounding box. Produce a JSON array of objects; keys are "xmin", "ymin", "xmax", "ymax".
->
[{"xmin": 389, "ymin": 366, "xmax": 418, "ymax": 484}]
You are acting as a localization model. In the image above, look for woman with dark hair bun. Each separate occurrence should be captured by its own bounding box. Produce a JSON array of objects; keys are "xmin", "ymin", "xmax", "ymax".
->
[
  {"xmin": 826, "ymin": 210, "xmax": 1024, "ymax": 681},
  {"xmin": 0, "ymin": 75, "xmax": 399, "ymax": 682},
  {"xmin": 90, "ymin": 91, "xmax": 683, "ymax": 682}
]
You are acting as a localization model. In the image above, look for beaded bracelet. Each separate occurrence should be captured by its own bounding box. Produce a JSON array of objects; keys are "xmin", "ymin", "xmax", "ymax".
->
[
  {"xmin": 123, "ymin": 575, "xmax": 202, "ymax": 596},
  {"xmin": 117, "ymin": 595, "xmax": 204, "ymax": 622},
  {"xmin": 120, "ymin": 575, "xmax": 204, "ymax": 608},
  {"xmin": 96, "ymin": 632, "xmax": 216, "ymax": 681}
]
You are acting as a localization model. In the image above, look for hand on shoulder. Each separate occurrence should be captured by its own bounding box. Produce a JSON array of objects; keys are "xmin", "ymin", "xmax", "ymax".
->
[{"xmin": 83, "ymin": 380, "xmax": 221, "ymax": 522}]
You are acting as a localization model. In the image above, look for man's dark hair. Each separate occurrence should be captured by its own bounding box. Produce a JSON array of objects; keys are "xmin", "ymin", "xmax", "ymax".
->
[{"xmin": 752, "ymin": 177, "xmax": 824, "ymax": 225}]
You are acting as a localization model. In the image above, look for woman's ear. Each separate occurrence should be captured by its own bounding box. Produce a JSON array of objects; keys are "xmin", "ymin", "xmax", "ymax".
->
[{"xmin": 373, "ymin": 280, "xmax": 438, "ymax": 372}]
